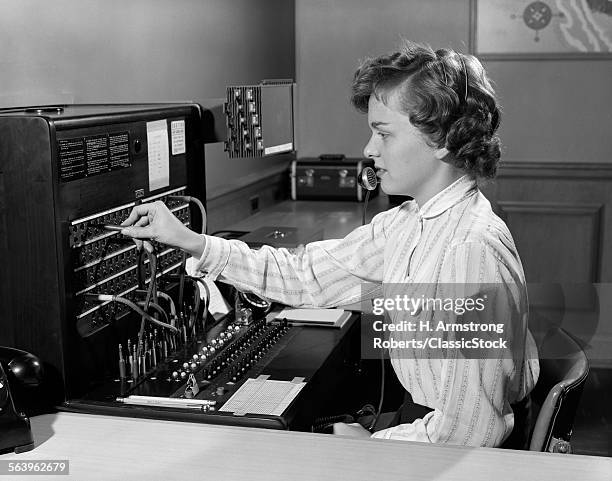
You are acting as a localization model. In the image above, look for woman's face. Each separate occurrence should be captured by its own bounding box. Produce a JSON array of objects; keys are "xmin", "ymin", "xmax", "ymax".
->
[{"xmin": 363, "ymin": 91, "xmax": 446, "ymax": 198}]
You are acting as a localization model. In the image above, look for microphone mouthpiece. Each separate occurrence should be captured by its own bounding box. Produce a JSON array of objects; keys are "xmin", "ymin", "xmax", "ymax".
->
[{"xmin": 358, "ymin": 166, "xmax": 378, "ymax": 191}]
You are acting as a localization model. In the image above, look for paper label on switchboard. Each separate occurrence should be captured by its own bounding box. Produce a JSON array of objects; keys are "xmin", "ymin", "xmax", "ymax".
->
[
  {"xmin": 264, "ymin": 142, "xmax": 293, "ymax": 156},
  {"xmin": 146, "ymin": 120, "xmax": 170, "ymax": 191},
  {"xmin": 219, "ymin": 378, "xmax": 306, "ymax": 416},
  {"xmin": 184, "ymin": 259, "xmax": 232, "ymax": 320},
  {"xmin": 171, "ymin": 120, "xmax": 186, "ymax": 155},
  {"xmin": 201, "ymin": 278, "xmax": 231, "ymax": 320}
]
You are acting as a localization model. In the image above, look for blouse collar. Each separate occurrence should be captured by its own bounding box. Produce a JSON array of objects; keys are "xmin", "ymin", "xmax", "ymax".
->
[{"xmin": 415, "ymin": 175, "xmax": 478, "ymax": 219}]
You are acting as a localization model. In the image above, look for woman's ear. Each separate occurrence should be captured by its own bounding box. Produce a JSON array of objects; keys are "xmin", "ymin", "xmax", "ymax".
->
[{"xmin": 434, "ymin": 147, "xmax": 449, "ymax": 160}]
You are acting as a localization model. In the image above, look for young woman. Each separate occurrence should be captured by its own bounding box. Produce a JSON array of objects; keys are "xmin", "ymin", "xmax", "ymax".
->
[{"xmin": 121, "ymin": 41, "xmax": 539, "ymax": 447}]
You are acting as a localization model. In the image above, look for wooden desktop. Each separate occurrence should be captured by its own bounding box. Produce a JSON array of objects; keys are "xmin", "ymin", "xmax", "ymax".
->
[{"xmin": 0, "ymin": 412, "xmax": 610, "ymax": 480}]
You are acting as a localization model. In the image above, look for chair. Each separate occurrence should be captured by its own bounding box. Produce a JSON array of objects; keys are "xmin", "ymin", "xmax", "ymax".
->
[
  {"xmin": 528, "ymin": 327, "xmax": 590, "ymax": 453},
  {"xmin": 350, "ymin": 328, "xmax": 589, "ymax": 452}
]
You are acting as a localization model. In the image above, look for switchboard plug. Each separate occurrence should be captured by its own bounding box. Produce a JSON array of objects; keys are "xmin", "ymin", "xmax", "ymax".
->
[
  {"xmin": 85, "ymin": 293, "xmax": 115, "ymax": 302},
  {"xmin": 100, "ymin": 224, "xmax": 124, "ymax": 232},
  {"xmin": 83, "ymin": 293, "xmax": 179, "ymax": 334}
]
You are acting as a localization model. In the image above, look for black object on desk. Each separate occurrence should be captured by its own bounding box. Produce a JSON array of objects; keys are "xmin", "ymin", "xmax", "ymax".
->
[{"xmin": 0, "ymin": 347, "xmax": 43, "ymax": 454}]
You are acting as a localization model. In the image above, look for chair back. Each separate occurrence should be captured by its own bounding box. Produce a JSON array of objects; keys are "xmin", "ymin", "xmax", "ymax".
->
[{"xmin": 529, "ymin": 327, "xmax": 589, "ymax": 452}]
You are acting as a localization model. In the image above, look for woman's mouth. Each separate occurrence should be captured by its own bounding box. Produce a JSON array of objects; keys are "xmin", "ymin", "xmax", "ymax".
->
[{"xmin": 376, "ymin": 168, "xmax": 387, "ymax": 178}]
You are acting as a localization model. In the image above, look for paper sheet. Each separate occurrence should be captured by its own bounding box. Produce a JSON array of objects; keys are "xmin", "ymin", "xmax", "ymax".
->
[
  {"xmin": 147, "ymin": 120, "xmax": 170, "ymax": 191},
  {"xmin": 171, "ymin": 120, "xmax": 186, "ymax": 155},
  {"xmin": 220, "ymin": 377, "xmax": 306, "ymax": 416},
  {"xmin": 201, "ymin": 278, "xmax": 231, "ymax": 321}
]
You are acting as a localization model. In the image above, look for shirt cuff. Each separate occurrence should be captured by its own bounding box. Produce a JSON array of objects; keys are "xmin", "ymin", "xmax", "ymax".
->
[
  {"xmin": 370, "ymin": 411, "xmax": 436, "ymax": 442},
  {"xmin": 185, "ymin": 234, "xmax": 230, "ymax": 281}
]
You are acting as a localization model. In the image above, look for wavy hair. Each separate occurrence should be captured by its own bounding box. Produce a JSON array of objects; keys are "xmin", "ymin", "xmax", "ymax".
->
[{"xmin": 351, "ymin": 41, "xmax": 501, "ymax": 178}]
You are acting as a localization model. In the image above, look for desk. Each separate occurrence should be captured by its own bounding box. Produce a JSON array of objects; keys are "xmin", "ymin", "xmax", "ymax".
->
[
  {"xmin": 220, "ymin": 195, "xmax": 392, "ymax": 240},
  {"xmin": 0, "ymin": 412, "xmax": 610, "ymax": 481}
]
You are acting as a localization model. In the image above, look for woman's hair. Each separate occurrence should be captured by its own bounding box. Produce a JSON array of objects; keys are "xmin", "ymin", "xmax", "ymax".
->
[{"xmin": 351, "ymin": 40, "xmax": 501, "ymax": 179}]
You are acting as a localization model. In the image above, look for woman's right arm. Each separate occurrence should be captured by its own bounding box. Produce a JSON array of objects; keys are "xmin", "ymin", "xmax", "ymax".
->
[{"xmin": 121, "ymin": 201, "xmax": 400, "ymax": 308}]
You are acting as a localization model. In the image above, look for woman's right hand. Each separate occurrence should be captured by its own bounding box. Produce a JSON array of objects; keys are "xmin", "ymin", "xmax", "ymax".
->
[{"xmin": 121, "ymin": 201, "xmax": 205, "ymax": 258}]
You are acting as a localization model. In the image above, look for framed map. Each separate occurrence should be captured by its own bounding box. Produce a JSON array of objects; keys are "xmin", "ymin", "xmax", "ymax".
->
[{"xmin": 470, "ymin": 0, "xmax": 612, "ymax": 59}]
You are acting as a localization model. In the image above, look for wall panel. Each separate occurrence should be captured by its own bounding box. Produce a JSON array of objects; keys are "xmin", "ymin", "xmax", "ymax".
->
[
  {"xmin": 482, "ymin": 162, "xmax": 612, "ymax": 367},
  {"xmin": 497, "ymin": 201, "xmax": 603, "ymax": 283}
]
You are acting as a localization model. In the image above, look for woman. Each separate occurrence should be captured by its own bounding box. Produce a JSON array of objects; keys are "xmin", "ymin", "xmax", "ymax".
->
[{"xmin": 121, "ymin": 40, "xmax": 539, "ymax": 447}]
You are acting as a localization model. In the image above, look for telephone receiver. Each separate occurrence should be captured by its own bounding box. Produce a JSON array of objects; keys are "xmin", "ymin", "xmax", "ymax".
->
[{"xmin": 0, "ymin": 347, "xmax": 44, "ymax": 454}]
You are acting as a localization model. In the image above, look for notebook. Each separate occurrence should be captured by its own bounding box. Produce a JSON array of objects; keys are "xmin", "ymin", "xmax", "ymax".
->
[{"xmin": 271, "ymin": 308, "xmax": 351, "ymax": 328}]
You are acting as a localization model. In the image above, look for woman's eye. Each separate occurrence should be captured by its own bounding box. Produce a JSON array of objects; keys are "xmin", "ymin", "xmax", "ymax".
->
[{"xmin": 377, "ymin": 132, "xmax": 389, "ymax": 138}]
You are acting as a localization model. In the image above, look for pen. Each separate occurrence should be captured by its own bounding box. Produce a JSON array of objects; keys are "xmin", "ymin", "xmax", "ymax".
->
[
  {"xmin": 125, "ymin": 395, "xmax": 215, "ymax": 405},
  {"xmin": 116, "ymin": 395, "xmax": 216, "ymax": 408},
  {"xmin": 116, "ymin": 398, "xmax": 210, "ymax": 409}
]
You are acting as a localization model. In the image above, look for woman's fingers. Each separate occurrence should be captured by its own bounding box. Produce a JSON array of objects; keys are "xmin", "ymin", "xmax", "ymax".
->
[{"xmin": 121, "ymin": 203, "xmax": 156, "ymax": 227}]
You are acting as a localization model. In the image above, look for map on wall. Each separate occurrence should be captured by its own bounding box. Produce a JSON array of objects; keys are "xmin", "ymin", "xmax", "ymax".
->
[{"xmin": 472, "ymin": 0, "xmax": 612, "ymax": 57}]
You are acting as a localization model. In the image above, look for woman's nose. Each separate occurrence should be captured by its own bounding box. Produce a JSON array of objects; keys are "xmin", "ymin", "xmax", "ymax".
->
[{"xmin": 363, "ymin": 136, "xmax": 378, "ymax": 159}]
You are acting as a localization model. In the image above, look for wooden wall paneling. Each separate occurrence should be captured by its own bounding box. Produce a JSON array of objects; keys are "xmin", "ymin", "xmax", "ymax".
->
[
  {"xmin": 496, "ymin": 201, "xmax": 603, "ymax": 283},
  {"xmin": 482, "ymin": 162, "xmax": 612, "ymax": 282},
  {"xmin": 481, "ymin": 162, "xmax": 612, "ymax": 368}
]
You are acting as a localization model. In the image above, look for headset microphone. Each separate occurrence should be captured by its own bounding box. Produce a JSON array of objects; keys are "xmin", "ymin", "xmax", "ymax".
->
[
  {"xmin": 358, "ymin": 167, "xmax": 378, "ymax": 226},
  {"xmin": 358, "ymin": 167, "xmax": 378, "ymax": 191}
]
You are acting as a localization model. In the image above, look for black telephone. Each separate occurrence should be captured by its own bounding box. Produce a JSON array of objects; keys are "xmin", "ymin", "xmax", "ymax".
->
[{"xmin": 0, "ymin": 347, "xmax": 43, "ymax": 454}]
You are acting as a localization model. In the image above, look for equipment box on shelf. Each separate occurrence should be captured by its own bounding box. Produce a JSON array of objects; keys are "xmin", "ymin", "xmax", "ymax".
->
[{"xmin": 290, "ymin": 155, "xmax": 378, "ymax": 201}]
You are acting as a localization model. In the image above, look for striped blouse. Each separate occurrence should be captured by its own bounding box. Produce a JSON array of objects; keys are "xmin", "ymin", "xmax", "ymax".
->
[{"xmin": 189, "ymin": 175, "xmax": 540, "ymax": 447}]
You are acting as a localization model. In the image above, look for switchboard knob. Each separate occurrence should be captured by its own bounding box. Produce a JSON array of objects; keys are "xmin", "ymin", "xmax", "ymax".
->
[
  {"xmin": 339, "ymin": 169, "xmax": 348, "ymax": 178},
  {"xmin": 183, "ymin": 362, "xmax": 189, "ymax": 369},
  {"xmin": 305, "ymin": 169, "xmax": 315, "ymax": 177},
  {"xmin": 171, "ymin": 371, "xmax": 179, "ymax": 379},
  {"xmin": 216, "ymin": 387, "xmax": 226, "ymax": 396}
]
